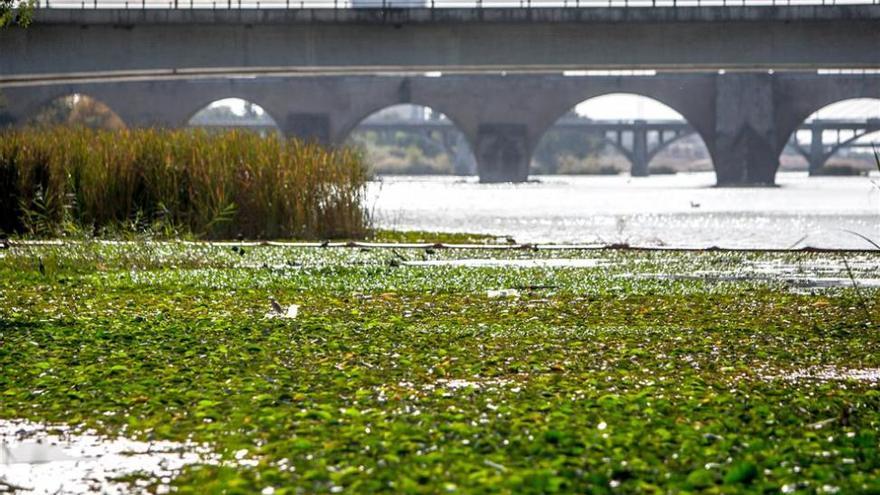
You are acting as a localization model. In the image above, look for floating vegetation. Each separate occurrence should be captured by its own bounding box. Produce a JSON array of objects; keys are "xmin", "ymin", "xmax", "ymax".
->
[
  {"xmin": 405, "ymin": 258, "xmax": 605, "ymax": 268},
  {"xmin": 0, "ymin": 243, "xmax": 879, "ymax": 492},
  {"xmin": 0, "ymin": 127, "xmax": 369, "ymax": 239}
]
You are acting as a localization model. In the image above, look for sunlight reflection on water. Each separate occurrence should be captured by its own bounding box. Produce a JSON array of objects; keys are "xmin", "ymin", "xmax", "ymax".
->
[
  {"xmin": 367, "ymin": 172, "xmax": 880, "ymax": 249},
  {"xmin": 0, "ymin": 419, "xmax": 217, "ymax": 494}
]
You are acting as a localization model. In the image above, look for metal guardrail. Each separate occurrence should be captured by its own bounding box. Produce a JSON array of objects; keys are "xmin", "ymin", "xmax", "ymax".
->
[{"xmin": 33, "ymin": 0, "xmax": 880, "ymax": 9}]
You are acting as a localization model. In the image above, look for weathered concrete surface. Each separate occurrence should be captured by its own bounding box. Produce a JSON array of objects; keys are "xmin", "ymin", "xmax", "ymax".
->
[
  {"xmin": 712, "ymin": 73, "xmax": 779, "ymax": 185},
  {"xmin": 2, "ymin": 72, "xmax": 879, "ymax": 184},
  {"xmin": 21, "ymin": 5, "xmax": 880, "ymax": 24},
  {"xmin": 1, "ymin": 6, "xmax": 879, "ymax": 77}
]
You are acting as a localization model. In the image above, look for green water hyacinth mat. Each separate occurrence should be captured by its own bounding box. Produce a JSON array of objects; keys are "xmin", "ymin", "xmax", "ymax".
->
[{"xmin": 0, "ymin": 242, "xmax": 878, "ymax": 493}]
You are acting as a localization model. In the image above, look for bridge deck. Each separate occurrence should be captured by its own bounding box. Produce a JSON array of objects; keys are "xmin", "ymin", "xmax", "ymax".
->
[
  {"xmin": 5, "ymin": 4, "xmax": 878, "ymax": 78},
  {"xmin": 26, "ymin": 4, "xmax": 880, "ymax": 22}
]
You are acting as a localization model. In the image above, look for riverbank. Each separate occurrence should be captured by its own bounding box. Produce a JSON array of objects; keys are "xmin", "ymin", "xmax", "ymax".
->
[{"xmin": 1, "ymin": 242, "xmax": 878, "ymax": 493}]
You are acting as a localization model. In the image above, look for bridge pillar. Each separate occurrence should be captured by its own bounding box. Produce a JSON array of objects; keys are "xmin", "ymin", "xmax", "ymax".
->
[
  {"xmin": 474, "ymin": 124, "xmax": 530, "ymax": 183},
  {"xmin": 280, "ymin": 113, "xmax": 332, "ymax": 144},
  {"xmin": 710, "ymin": 73, "xmax": 779, "ymax": 186},
  {"xmin": 0, "ymin": 92, "xmax": 17, "ymax": 126},
  {"xmin": 808, "ymin": 121, "xmax": 826, "ymax": 175},
  {"xmin": 631, "ymin": 120, "xmax": 649, "ymax": 177}
]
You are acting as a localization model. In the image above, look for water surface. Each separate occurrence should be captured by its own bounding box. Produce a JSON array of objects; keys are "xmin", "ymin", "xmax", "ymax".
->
[{"xmin": 368, "ymin": 172, "xmax": 880, "ymax": 249}]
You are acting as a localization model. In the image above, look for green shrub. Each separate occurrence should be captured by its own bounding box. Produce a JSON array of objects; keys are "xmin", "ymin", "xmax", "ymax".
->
[{"xmin": 0, "ymin": 127, "xmax": 369, "ymax": 239}]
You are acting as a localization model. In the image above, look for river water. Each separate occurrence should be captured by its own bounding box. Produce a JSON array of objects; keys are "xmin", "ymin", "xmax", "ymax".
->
[{"xmin": 367, "ymin": 172, "xmax": 880, "ymax": 249}]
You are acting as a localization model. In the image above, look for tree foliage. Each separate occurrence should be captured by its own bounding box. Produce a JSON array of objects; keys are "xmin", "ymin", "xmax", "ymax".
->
[
  {"xmin": 30, "ymin": 94, "xmax": 126, "ymax": 130},
  {"xmin": 0, "ymin": 0, "xmax": 35, "ymax": 28}
]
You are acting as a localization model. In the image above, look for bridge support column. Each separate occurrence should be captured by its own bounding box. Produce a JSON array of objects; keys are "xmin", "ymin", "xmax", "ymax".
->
[
  {"xmin": 631, "ymin": 120, "xmax": 649, "ymax": 177},
  {"xmin": 281, "ymin": 113, "xmax": 331, "ymax": 144},
  {"xmin": 711, "ymin": 73, "xmax": 779, "ymax": 186},
  {"xmin": 475, "ymin": 124, "xmax": 530, "ymax": 183},
  {"xmin": 808, "ymin": 121, "xmax": 826, "ymax": 175},
  {"xmin": 0, "ymin": 96, "xmax": 18, "ymax": 127}
]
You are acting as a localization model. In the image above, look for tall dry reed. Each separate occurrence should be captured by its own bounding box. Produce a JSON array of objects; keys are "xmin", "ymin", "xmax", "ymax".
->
[{"xmin": 0, "ymin": 127, "xmax": 369, "ymax": 239}]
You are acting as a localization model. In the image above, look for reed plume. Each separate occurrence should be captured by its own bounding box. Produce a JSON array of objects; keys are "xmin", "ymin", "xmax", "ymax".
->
[{"xmin": 0, "ymin": 127, "xmax": 369, "ymax": 239}]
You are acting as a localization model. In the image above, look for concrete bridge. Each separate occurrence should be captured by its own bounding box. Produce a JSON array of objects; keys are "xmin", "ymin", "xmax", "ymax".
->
[
  {"xmin": 2, "ymin": 4, "xmax": 879, "ymax": 184},
  {"xmin": 3, "ymin": 72, "xmax": 880, "ymax": 184},
  {"xmin": 2, "ymin": 5, "xmax": 879, "ymax": 77}
]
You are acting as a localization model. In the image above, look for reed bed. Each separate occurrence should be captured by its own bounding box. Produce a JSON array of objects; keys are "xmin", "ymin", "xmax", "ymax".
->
[{"xmin": 0, "ymin": 127, "xmax": 370, "ymax": 239}]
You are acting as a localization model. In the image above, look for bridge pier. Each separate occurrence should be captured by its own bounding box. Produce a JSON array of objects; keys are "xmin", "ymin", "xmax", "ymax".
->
[
  {"xmin": 710, "ymin": 73, "xmax": 779, "ymax": 186},
  {"xmin": 807, "ymin": 121, "xmax": 826, "ymax": 175},
  {"xmin": 475, "ymin": 124, "xmax": 530, "ymax": 183},
  {"xmin": 630, "ymin": 120, "xmax": 649, "ymax": 177},
  {"xmin": 280, "ymin": 113, "xmax": 332, "ymax": 144}
]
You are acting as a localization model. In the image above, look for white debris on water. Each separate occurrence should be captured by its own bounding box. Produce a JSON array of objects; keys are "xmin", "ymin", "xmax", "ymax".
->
[
  {"xmin": 394, "ymin": 377, "xmax": 515, "ymax": 395},
  {"xmin": 405, "ymin": 258, "xmax": 604, "ymax": 268},
  {"xmin": 435, "ymin": 378, "xmax": 509, "ymax": 390},
  {"xmin": 486, "ymin": 289, "xmax": 520, "ymax": 298},
  {"xmin": 283, "ymin": 304, "xmax": 299, "ymax": 319},
  {"xmin": 265, "ymin": 304, "xmax": 299, "ymax": 319},
  {"xmin": 779, "ymin": 366, "xmax": 880, "ymax": 384},
  {"xmin": 0, "ymin": 419, "xmax": 218, "ymax": 494}
]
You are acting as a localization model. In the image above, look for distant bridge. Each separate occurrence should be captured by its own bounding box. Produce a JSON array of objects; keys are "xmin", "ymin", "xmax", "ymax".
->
[
  {"xmin": 356, "ymin": 119, "xmax": 693, "ymax": 176},
  {"xmin": 787, "ymin": 119, "xmax": 880, "ymax": 174},
  {"xmin": 353, "ymin": 118, "xmax": 879, "ymax": 175}
]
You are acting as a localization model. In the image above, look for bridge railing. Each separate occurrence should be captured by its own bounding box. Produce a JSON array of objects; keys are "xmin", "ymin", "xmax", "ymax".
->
[{"xmin": 32, "ymin": 0, "xmax": 880, "ymax": 9}]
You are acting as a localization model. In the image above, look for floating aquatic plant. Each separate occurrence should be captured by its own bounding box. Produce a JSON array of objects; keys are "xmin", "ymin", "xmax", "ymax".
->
[{"xmin": 0, "ymin": 244, "xmax": 878, "ymax": 492}]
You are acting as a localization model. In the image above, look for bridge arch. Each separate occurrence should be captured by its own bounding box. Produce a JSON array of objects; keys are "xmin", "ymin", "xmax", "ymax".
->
[
  {"xmin": 774, "ymin": 75, "xmax": 880, "ymax": 161},
  {"xmin": 26, "ymin": 93, "xmax": 126, "ymax": 130},
  {"xmin": 783, "ymin": 98, "xmax": 880, "ymax": 175},
  {"xmin": 335, "ymin": 96, "xmax": 475, "ymax": 144},
  {"xmin": 340, "ymin": 103, "xmax": 477, "ymax": 176},
  {"xmin": 184, "ymin": 97, "xmax": 281, "ymax": 135},
  {"xmin": 532, "ymin": 92, "xmax": 711, "ymax": 177}
]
